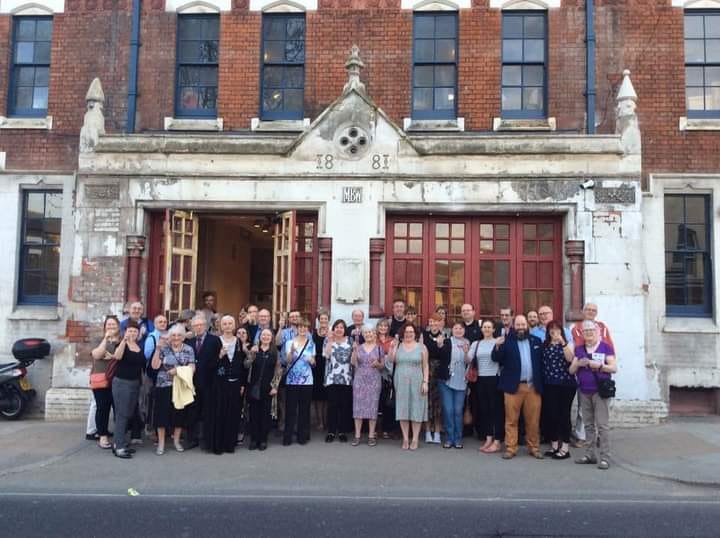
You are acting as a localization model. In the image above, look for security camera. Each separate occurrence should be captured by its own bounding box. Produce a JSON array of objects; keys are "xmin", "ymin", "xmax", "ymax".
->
[{"xmin": 580, "ymin": 179, "xmax": 595, "ymax": 190}]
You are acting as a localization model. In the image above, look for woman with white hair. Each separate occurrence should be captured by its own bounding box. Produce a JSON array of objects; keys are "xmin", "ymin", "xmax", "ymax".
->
[
  {"xmin": 206, "ymin": 315, "xmax": 248, "ymax": 455},
  {"xmin": 569, "ymin": 320, "xmax": 617, "ymax": 470},
  {"xmin": 150, "ymin": 323, "xmax": 196, "ymax": 455},
  {"xmin": 351, "ymin": 325, "xmax": 385, "ymax": 446}
]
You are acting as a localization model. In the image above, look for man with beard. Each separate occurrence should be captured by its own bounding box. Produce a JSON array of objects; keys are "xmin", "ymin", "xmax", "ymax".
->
[
  {"xmin": 526, "ymin": 310, "xmax": 539, "ymax": 329},
  {"xmin": 388, "ymin": 300, "xmax": 407, "ymax": 338},
  {"xmin": 492, "ymin": 315, "xmax": 544, "ymax": 460}
]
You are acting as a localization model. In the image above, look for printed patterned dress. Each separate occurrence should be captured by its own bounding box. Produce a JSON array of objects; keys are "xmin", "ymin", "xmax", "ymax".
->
[
  {"xmin": 394, "ymin": 343, "xmax": 428, "ymax": 422},
  {"xmin": 353, "ymin": 344, "xmax": 384, "ymax": 419}
]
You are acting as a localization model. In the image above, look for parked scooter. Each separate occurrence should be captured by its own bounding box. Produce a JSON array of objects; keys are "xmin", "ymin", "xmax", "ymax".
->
[{"xmin": 0, "ymin": 338, "xmax": 50, "ymax": 420}]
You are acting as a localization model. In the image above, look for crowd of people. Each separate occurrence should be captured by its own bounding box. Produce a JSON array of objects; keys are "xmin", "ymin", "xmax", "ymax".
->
[{"xmin": 86, "ymin": 292, "xmax": 617, "ymax": 470}]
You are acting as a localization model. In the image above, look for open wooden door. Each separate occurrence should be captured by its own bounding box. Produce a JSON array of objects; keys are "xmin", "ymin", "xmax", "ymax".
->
[
  {"xmin": 163, "ymin": 210, "xmax": 199, "ymax": 322},
  {"xmin": 272, "ymin": 210, "xmax": 295, "ymax": 327}
]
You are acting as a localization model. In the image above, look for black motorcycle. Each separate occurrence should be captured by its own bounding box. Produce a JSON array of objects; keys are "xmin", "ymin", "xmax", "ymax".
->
[{"xmin": 0, "ymin": 338, "xmax": 50, "ymax": 420}]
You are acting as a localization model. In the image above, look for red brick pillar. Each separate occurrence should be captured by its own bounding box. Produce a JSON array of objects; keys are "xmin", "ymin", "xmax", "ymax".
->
[
  {"xmin": 126, "ymin": 235, "xmax": 146, "ymax": 304},
  {"xmin": 319, "ymin": 237, "xmax": 333, "ymax": 312},
  {"xmin": 565, "ymin": 240, "xmax": 585, "ymax": 322},
  {"xmin": 369, "ymin": 238, "xmax": 385, "ymax": 318}
]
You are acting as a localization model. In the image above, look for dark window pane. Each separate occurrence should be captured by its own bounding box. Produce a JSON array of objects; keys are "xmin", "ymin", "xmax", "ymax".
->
[
  {"xmin": 686, "ymin": 86, "xmax": 704, "ymax": 110},
  {"xmin": 285, "ymin": 66, "xmax": 304, "ymax": 88},
  {"xmin": 286, "ymin": 18, "xmax": 305, "ymax": 40},
  {"xmin": 263, "ymin": 66, "xmax": 283, "ymax": 88},
  {"xmin": 706, "ymin": 15, "xmax": 720, "ymax": 38},
  {"xmin": 26, "ymin": 192, "xmax": 44, "ymax": 218},
  {"xmin": 34, "ymin": 41, "xmax": 50, "ymax": 63},
  {"xmin": 25, "ymin": 219, "xmax": 43, "ymax": 244},
  {"xmin": 263, "ymin": 89, "xmax": 283, "ymax": 112},
  {"xmin": 502, "ymin": 87, "xmax": 521, "ymax": 110},
  {"xmin": 435, "ymin": 15, "xmax": 456, "ymax": 38},
  {"xmin": 413, "ymin": 87, "xmax": 433, "ymax": 111},
  {"xmin": 36, "ymin": 19, "xmax": 52, "ymax": 40},
  {"xmin": 414, "ymin": 65, "xmax": 433, "ymax": 87},
  {"xmin": 685, "ymin": 15, "xmax": 704, "ymax": 38},
  {"xmin": 198, "ymin": 87, "xmax": 216, "ymax": 109},
  {"xmin": 435, "ymin": 64, "xmax": 455, "ymax": 86},
  {"xmin": 15, "ymin": 42, "xmax": 34, "ymax": 63},
  {"xmin": 17, "ymin": 66, "xmax": 34, "ymax": 85},
  {"xmin": 264, "ymin": 17, "xmax": 286, "ymax": 39},
  {"xmin": 284, "ymin": 89, "xmax": 303, "ymax": 113},
  {"xmin": 415, "ymin": 16, "xmax": 435, "ymax": 39},
  {"xmin": 685, "ymin": 196, "xmax": 707, "ymax": 224},
  {"xmin": 502, "ymin": 16, "xmax": 523, "ymax": 38},
  {"xmin": 524, "ymin": 65, "xmax": 544, "ymax": 85},
  {"xmin": 35, "ymin": 66, "xmax": 48, "ymax": 86},
  {"xmin": 17, "ymin": 19, "xmax": 35, "ymax": 40},
  {"xmin": 503, "ymin": 65, "xmax": 521, "ymax": 85},
  {"xmin": 15, "ymin": 86, "xmax": 33, "ymax": 110},
  {"xmin": 664, "ymin": 195, "xmax": 684, "ymax": 223},
  {"xmin": 685, "ymin": 39, "xmax": 705, "ymax": 63},
  {"xmin": 707, "ymin": 39, "xmax": 720, "ymax": 62},
  {"xmin": 434, "ymin": 87, "xmax": 455, "ymax": 110},
  {"xmin": 503, "ymin": 39, "xmax": 523, "ymax": 62},
  {"xmin": 524, "ymin": 16, "xmax": 544, "ymax": 38},
  {"xmin": 200, "ymin": 17, "xmax": 219, "ymax": 39},
  {"xmin": 285, "ymin": 40, "xmax": 305, "ymax": 62},
  {"xmin": 414, "ymin": 39, "xmax": 434, "ymax": 62},
  {"xmin": 179, "ymin": 87, "xmax": 199, "ymax": 109},
  {"xmin": 524, "ymin": 39, "xmax": 545, "ymax": 62}
]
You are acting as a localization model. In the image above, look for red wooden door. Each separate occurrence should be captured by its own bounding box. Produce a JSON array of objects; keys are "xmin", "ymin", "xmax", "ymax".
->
[
  {"xmin": 293, "ymin": 214, "xmax": 319, "ymax": 321},
  {"xmin": 386, "ymin": 215, "xmax": 563, "ymax": 324}
]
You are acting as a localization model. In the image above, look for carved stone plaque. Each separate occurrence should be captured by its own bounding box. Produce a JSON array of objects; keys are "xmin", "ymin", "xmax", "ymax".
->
[
  {"xmin": 594, "ymin": 186, "xmax": 635, "ymax": 204},
  {"xmin": 342, "ymin": 186, "xmax": 363, "ymax": 203},
  {"xmin": 85, "ymin": 184, "xmax": 119, "ymax": 201}
]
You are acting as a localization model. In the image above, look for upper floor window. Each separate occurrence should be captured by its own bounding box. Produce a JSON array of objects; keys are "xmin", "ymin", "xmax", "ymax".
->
[
  {"xmin": 665, "ymin": 193, "xmax": 713, "ymax": 317},
  {"xmin": 684, "ymin": 11, "xmax": 720, "ymax": 117},
  {"xmin": 9, "ymin": 17, "xmax": 52, "ymax": 117},
  {"xmin": 261, "ymin": 14, "xmax": 305, "ymax": 121},
  {"xmin": 18, "ymin": 190, "xmax": 62, "ymax": 305},
  {"xmin": 412, "ymin": 12, "xmax": 458, "ymax": 120},
  {"xmin": 176, "ymin": 14, "xmax": 219, "ymax": 118},
  {"xmin": 501, "ymin": 11, "xmax": 546, "ymax": 119}
]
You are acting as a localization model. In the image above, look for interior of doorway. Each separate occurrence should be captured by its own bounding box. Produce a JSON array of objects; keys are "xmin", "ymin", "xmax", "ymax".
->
[{"xmin": 195, "ymin": 213, "xmax": 276, "ymax": 319}]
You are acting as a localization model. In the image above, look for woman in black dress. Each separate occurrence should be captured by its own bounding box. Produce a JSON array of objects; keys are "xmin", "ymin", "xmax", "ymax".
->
[
  {"xmin": 207, "ymin": 315, "xmax": 248, "ymax": 455},
  {"xmin": 245, "ymin": 328, "xmax": 282, "ymax": 450},
  {"xmin": 312, "ymin": 309, "xmax": 330, "ymax": 431}
]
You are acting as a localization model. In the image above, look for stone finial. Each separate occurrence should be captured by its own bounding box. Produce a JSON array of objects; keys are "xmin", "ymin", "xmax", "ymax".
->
[
  {"xmin": 615, "ymin": 69, "xmax": 640, "ymax": 155},
  {"xmin": 343, "ymin": 44, "xmax": 366, "ymax": 94},
  {"xmin": 79, "ymin": 78, "xmax": 106, "ymax": 153}
]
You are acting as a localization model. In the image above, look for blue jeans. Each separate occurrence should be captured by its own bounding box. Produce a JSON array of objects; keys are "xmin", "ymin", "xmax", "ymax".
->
[{"xmin": 439, "ymin": 381, "xmax": 466, "ymax": 445}]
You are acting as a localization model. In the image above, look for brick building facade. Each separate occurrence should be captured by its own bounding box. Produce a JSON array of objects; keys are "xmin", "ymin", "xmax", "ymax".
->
[{"xmin": 0, "ymin": 0, "xmax": 718, "ymax": 420}]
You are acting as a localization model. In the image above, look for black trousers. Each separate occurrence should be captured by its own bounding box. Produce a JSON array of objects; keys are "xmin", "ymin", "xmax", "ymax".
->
[
  {"xmin": 248, "ymin": 397, "xmax": 273, "ymax": 445},
  {"xmin": 92, "ymin": 387, "xmax": 113, "ymax": 437},
  {"xmin": 186, "ymin": 384, "xmax": 206, "ymax": 446},
  {"xmin": 284, "ymin": 385, "xmax": 313, "ymax": 444},
  {"xmin": 326, "ymin": 384, "xmax": 353, "ymax": 434},
  {"xmin": 543, "ymin": 384, "xmax": 577, "ymax": 444},
  {"xmin": 474, "ymin": 376, "xmax": 505, "ymax": 441}
]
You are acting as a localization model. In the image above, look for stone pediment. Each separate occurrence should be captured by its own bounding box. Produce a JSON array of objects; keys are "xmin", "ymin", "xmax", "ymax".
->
[{"xmin": 287, "ymin": 86, "xmax": 419, "ymax": 171}]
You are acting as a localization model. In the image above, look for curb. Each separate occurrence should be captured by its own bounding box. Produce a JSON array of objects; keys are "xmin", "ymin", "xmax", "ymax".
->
[{"xmin": 612, "ymin": 455, "xmax": 720, "ymax": 489}]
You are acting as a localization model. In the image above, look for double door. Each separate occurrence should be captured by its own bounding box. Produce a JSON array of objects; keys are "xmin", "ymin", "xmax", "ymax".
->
[{"xmin": 386, "ymin": 215, "xmax": 563, "ymax": 325}]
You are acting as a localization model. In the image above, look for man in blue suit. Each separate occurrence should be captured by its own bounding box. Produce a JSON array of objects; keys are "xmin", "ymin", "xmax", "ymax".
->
[{"xmin": 492, "ymin": 314, "xmax": 544, "ymax": 460}]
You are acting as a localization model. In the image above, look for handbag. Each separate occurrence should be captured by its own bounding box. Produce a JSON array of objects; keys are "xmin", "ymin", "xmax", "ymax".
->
[
  {"xmin": 592, "ymin": 370, "xmax": 616, "ymax": 399},
  {"xmin": 249, "ymin": 351, "xmax": 270, "ymax": 401},
  {"xmin": 465, "ymin": 341, "xmax": 479, "ymax": 383},
  {"xmin": 281, "ymin": 339, "xmax": 310, "ymax": 387},
  {"xmin": 383, "ymin": 359, "xmax": 396, "ymax": 409},
  {"xmin": 89, "ymin": 372, "xmax": 109, "ymax": 390}
]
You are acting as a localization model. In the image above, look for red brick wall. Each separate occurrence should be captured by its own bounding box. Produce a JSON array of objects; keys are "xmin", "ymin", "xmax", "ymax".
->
[{"xmin": 0, "ymin": 2, "xmax": 718, "ymax": 178}]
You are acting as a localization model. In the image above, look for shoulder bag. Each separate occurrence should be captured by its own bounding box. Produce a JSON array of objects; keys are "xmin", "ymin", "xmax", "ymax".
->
[
  {"xmin": 592, "ymin": 369, "xmax": 616, "ymax": 399},
  {"xmin": 465, "ymin": 341, "xmax": 479, "ymax": 383}
]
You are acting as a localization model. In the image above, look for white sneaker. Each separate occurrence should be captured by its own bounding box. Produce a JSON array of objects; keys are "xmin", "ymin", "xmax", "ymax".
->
[
  {"xmin": 425, "ymin": 431, "xmax": 433, "ymax": 443},
  {"xmin": 433, "ymin": 432, "xmax": 442, "ymax": 444}
]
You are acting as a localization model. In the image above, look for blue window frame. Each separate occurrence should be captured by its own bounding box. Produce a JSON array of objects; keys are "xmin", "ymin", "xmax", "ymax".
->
[
  {"xmin": 18, "ymin": 190, "xmax": 62, "ymax": 305},
  {"xmin": 260, "ymin": 14, "xmax": 305, "ymax": 120},
  {"xmin": 665, "ymin": 194, "xmax": 713, "ymax": 317},
  {"xmin": 684, "ymin": 11, "xmax": 720, "ymax": 118},
  {"xmin": 8, "ymin": 16, "xmax": 52, "ymax": 117},
  {"xmin": 501, "ymin": 11, "xmax": 547, "ymax": 119},
  {"xmin": 412, "ymin": 12, "xmax": 458, "ymax": 120},
  {"xmin": 175, "ymin": 14, "xmax": 219, "ymax": 118}
]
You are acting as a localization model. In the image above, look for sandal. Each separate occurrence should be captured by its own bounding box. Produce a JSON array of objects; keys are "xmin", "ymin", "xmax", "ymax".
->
[
  {"xmin": 382, "ymin": 432, "xmax": 390, "ymax": 440},
  {"xmin": 552, "ymin": 448, "xmax": 571, "ymax": 460},
  {"xmin": 368, "ymin": 436, "xmax": 377, "ymax": 447},
  {"xmin": 483, "ymin": 441, "xmax": 501, "ymax": 453},
  {"xmin": 351, "ymin": 437, "xmax": 361, "ymax": 446},
  {"xmin": 575, "ymin": 455, "xmax": 597, "ymax": 465},
  {"xmin": 97, "ymin": 441, "xmax": 112, "ymax": 450},
  {"xmin": 401, "ymin": 440, "xmax": 409, "ymax": 450}
]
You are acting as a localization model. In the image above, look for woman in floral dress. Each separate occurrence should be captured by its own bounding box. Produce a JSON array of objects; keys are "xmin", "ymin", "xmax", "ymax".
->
[{"xmin": 351, "ymin": 325, "xmax": 385, "ymax": 446}]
